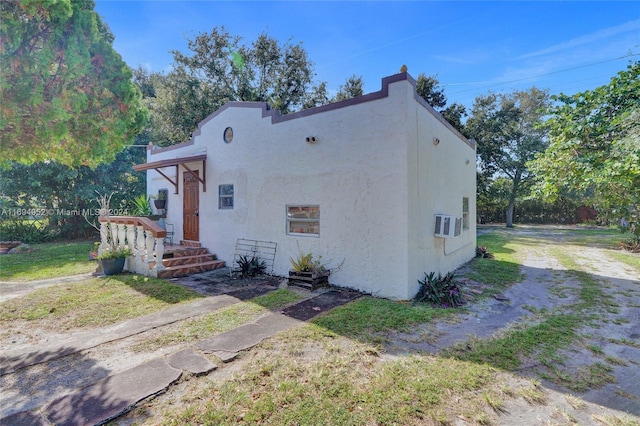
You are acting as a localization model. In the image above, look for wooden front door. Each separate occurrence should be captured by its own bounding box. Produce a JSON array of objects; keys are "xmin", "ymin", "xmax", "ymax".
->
[{"xmin": 183, "ymin": 171, "xmax": 199, "ymax": 241}]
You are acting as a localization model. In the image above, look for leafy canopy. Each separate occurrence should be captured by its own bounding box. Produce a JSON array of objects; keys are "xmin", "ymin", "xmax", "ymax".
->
[
  {"xmin": 150, "ymin": 27, "xmax": 314, "ymax": 145},
  {"xmin": 466, "ymin": 87, "xmax": 550, "ymax": 227},
  {"xmin": 530, "ymin": 61, "xmax": 640, "ymax": 227},
  {"xmin": 415, "ymin": 73, "xmax": 467, "ymax": 134},
  {"xmin": 0, "ymin": 0, "xmax": 147, "ymax": 167}
]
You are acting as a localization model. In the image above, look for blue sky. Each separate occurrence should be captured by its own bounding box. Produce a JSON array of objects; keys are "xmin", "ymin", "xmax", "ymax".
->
[{"xmin": 95, "ymin": 1, "xmax": 640, "ymax": 110}]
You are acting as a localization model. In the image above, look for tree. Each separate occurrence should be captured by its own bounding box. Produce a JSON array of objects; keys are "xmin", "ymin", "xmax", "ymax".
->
[
  {"xmin": 302, "ymin": 81, "xmax": 329, "ymax": 109},
  {"xmin": 530, "ymin": 61, "xmax": 640, "ymax": 232},
  {"xmin": 466, "ymin": 87, "xmax": 551, "ymax": 227},
  {"xmin": 334, "ymin": 74, "xmax": 364, "ymax": 101},
  {"xmin": 0, "ymin": 0, "xmax": 147, "ymax": 167},
  {"xmin": 0, "ymin": 143, "xmax": 147, "ymax": 240},
  {"xmin": 152, "ymin": 27, "xmax": 314, "ymax": 145},
  {"xmin": 415, "ymin": 73, "xmax": 467, "ymax": 134}
]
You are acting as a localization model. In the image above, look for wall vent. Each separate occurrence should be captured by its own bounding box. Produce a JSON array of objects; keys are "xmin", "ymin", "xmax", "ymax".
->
[{"xmin": 434, "ymin": 214, "xmax": 462, "ymax": 238}]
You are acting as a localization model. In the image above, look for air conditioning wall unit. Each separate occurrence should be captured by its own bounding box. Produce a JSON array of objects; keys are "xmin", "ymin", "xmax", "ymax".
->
[{"xmin": 434, "ymin": 214, "xmax": 462, "ymax": 238}]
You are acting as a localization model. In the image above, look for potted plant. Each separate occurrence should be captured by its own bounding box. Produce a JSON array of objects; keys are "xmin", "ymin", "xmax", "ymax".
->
[
  {"xmin": 130, "ymin": 194, "xmax": 153, "ymax": 216},
  {"xmin": 96, "ymin": 245, "xmax": 132, "ymax": 275},
  {"xmin": 153, "ymin": 191, "xmax": 167, "ymax": 210},
  {"xmin": 84, "ymin": 192, "xmax": 133, "ymax": 276},
  {"xmin": 288, "ymin": 251, "xmax": 330, "ymax": 290}
]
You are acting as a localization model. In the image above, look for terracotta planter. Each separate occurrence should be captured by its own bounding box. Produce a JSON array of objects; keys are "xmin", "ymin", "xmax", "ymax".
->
[
  {"xmin": 101, "ymin": 257, "xmax": 126, "ymax": 275},
  {"xmin": 288, "ymin": 269, "xmax": 330, "ymax": 291}
]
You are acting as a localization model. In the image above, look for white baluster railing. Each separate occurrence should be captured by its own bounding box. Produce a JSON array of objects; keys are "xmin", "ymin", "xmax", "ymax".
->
[{"xmin": 98, "ymin": 216, "xmax": 168, "ymax": 277}]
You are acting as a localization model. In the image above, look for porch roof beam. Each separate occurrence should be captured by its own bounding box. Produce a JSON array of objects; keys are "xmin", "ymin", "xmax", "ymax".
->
[{"xmin": 133, "ymin": 154, "xmax": 207, "ymax": 195}]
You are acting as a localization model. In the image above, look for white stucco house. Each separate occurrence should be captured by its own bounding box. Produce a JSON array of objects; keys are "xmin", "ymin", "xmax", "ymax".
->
[{"xmin": 135, "ymin": 71, "xmax": 476, "ymax": 300}]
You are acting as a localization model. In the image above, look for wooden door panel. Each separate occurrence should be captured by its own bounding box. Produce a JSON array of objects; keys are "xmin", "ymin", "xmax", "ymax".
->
[{"xmin": 183, "ymin": 171, "xmax": 199, "ymax": 241}]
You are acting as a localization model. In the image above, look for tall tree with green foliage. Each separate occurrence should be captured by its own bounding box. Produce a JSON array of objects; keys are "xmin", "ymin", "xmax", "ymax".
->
[
  {"xmin": 530, "ymin": 61, "xmax": 640, "ymax": 232},
  {"xmin": 466, "ymin": 87, "xmax": 551, "ymax": 227},
  {"xmin": 334, "ymin": 74, "xmax": 364, "ymax": 101},
  {"xmin": 151, "ymin": 27, "xmax": 314, "ymax": 145},
  {"xmin": 0, "ymin": 143, "xmax": 147, "ymax": 240},
  {"xmin": 0, "ymin": 0, "xmax": 147, "ymax": 167},
  {"xmin": 415, "ymin": 73, "xmax": 467, "ymax": 134}
]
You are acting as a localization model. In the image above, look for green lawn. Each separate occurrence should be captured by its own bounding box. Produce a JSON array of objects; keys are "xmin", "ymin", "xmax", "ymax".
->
[
  {"xmin": 0, "ymin": 241, "xmax": 97, "ymax": 281},
  {"xmin": 1, "ymin": 274, "xmax": 203, "ymax": 330}
]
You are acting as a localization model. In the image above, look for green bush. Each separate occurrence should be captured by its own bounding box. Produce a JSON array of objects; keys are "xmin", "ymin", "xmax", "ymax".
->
[
  {"xmin": 0, "ymin": 220, "xmax": 58, "ymax": 244},
  {"xmin": 236, "ymin": 255, "xmax": 267, "ymax": 277},
  {"xmin": 415, "ymin": 271, "xmax": 465, "ymax": 308},
  {"xmin": 619, "ymin": 233, "xmax": 640, "ymax": 253}
]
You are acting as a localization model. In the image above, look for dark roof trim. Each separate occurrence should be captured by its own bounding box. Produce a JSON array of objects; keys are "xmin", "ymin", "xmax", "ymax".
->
[{"xmin": 149, "ymin": 72, "xmax": 474, "ymax": 156}]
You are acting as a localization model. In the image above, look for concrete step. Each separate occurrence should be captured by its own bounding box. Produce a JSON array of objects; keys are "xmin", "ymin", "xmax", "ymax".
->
[
  {"xmin": 165, "ymin": 247, "xmax": 210, "ymax": 258},
  {"xmin": 179, "ymin": 240, "xmax": 202, "ymax": 248},
  {"xmin": 162, "ymin": 253, "xmax": 215, "ymax": 267},
  {"xmin": 157, "ymin": 260, "xmax": 226, "ymax": 278}
]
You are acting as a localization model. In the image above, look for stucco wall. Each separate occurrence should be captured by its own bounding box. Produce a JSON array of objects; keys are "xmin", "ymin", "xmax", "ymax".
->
[
  {"xmin": 404, "ymin": 84, "xmax": 477, "ymax": 299},
  {"xmin": 146, "ymin": 73, "xmax": 475, "ymax": 300}
]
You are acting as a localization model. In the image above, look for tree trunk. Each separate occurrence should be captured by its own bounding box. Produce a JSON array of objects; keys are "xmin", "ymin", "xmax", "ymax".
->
[
  {"xmin": 506, "ymin": 173, "xmax": 520, "ymax": 228},
  {"xmin": 505, "ymin": 200, "xmax": 515, "ymax": 228}
]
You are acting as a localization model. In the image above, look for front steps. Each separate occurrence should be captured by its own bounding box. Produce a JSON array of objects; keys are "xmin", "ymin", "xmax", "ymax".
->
[{"xmin": 157, "ymin": 240, "xmax": 225, "ymax": 278}]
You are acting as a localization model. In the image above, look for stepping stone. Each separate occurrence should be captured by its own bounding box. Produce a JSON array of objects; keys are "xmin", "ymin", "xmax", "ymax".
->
[
  {"xmin": 280, "ymin": 290, "xmax": 362, "ymax": 321},
  {"xmin": 45, "ymin": 358, "xmax": 182, "ymax": 426},
  {"xmin": 196, "ymin": 313, "xmax": 301, "ymax": 354},
  {"xmin": 166, "ymin": 348, "xmax": 217, "ymax": 375},
  {"xmin": 213, "ymin": 350, "xmax": 239, "ymax": 363}
]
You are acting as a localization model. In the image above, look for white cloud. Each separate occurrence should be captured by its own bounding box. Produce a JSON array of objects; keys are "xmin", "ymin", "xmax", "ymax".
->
[{"xmin": 518, "ymin": 18, "xmax": 640, "ymax": 59}]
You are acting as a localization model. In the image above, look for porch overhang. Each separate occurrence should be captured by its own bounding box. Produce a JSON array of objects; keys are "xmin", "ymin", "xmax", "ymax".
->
[{"xmin": 133, "ymin": 154, "xmax": 206, "ymax": 194}]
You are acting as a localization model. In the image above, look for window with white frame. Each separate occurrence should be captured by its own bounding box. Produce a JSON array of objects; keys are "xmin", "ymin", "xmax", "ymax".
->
[
  {"xmin": 219, "ymin": 184, "xmax": 234, "ymax": 209},
  {"xmin": 463, "ymin": 197, "xmax": 469, "ymax": 230},
  {"xmin": 287, "ymin": 205, "xmax": 319, "ymax": 236}
]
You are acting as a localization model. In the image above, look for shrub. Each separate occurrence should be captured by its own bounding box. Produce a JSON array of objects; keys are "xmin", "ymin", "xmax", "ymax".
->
[
  {"xmin": 475, "ymin": 246, "xmax": 495, "ymax": 258},
  {"xmin": 618, "ymin": 234, "xmax": 640, "ymax": 253},
  {"xmin": 130, "ymin": 194, "xmax": 153, "ymax": 216},
  {"xmin": 236, "ymin": 255, "xmax": 267, "ymax": 277},
  {"xmin": 289, "ymin": 251, "xmax": 326, "ymax": 273},
  {"xmin": 415, "ymin": 271, "xmax": 465, "ymax": 307},
  {"xmin": 0, "ymin": 220, "xmax": 58, "ymax": 244}
]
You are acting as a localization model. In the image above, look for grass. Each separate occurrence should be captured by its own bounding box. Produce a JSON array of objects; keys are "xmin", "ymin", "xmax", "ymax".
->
[
  {"xmin": 607, "ymin": 248, "xmax": 640, "ymax": 270},
  {"xmin": 0, "ymin": 274, "xmax": 202, "ymax": 330},
  {"xmin": 0, "ymin": 241, "xmax": 96, "ymax": 281},
  {"xmin": 6, "ymin": 227, "xmax": 640, "ymax": 425},
  {"xmin": 467, "ymin": 231, "xmax": 523, "ymax": 290},
  {"xmin": 160, "ymin": 334, "xmax": 503, "ymax": 426},
  {"xmin": 311, "ymin": 297, "xmax": 451, "ymax": 343},
  {"xmin": 556, "ymin": 227, "xmax": 627, "ymax": 247},
  {"xmin": 448, "ymin": 226, "xmax": 639, "ymax": 393},
  {"xmin": 443, "ymin": 314, "xmax": 583, "ymax": 370},
  {"xmin": 136, "ymin": 289, "xmax": 302, "ymax": 350}
]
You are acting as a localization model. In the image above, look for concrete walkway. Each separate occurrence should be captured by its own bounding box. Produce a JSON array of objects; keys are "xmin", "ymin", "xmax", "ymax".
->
[
  {"xmin": 0, "ymin": 274, "xmax": 361, "ymax": 426},
  {"xmin": 0, "ymin": 273, "xmax": 94, "ymax": 303}
]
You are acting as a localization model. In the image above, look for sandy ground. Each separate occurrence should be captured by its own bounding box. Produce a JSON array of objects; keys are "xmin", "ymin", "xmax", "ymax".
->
[
  {"xmin": 1, "ymin": 226, "xmax": 639, "ymax": 425},
  {"xmin": 386, "ymin": 226, "xmax": 640, "ymax": 424}
]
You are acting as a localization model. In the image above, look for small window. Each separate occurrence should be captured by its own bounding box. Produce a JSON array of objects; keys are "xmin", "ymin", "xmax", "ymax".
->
[
  {"xmin": 462, "ymin": 197, "xmax": 469, "ymax": 230},
  {"xmin": 219, "ymin": 184, "xmax": 234, "ymax": 209},
  {"xmin": 287, "ymin": 205, "xmax": 319, "ymax": 236}
]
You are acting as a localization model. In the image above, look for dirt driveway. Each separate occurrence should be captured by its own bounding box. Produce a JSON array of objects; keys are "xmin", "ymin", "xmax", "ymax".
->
[
  {"xmin": 384, "ymin": 225, "xmax": 640, "ymax": 423},
  {"xmin": 1, "ymin": 225, "xmax": 639, "ymax": 425}
]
